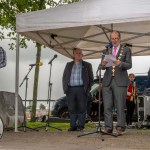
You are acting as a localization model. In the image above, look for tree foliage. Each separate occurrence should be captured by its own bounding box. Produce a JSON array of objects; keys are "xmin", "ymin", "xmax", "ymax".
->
[
  {"xmin": 39, "ymin": 103, "xmax": 46, "ymax": 110},
  {"xmin": 0, "ymin": 0, "xmax": 59, "ymax": 49}
]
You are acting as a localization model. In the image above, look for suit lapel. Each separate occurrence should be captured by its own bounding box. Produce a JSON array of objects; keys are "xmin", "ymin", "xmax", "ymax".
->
[
  {"xmin": 82, "ymin": 61, "xmax": 85, "ymax": 73},
  {"xmin": 68, "ymin": 61, "xmax": 74, "ymax": 77},
  {"xmin": 116, "ymin": 45, "xmax": 122, "ymax": 59},
  {"xmin": 116, "ymin": 45, "xmax": 125, "ymax": 60}
]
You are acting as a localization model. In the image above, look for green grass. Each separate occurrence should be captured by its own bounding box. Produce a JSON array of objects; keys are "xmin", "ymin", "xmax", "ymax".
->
[
  {"xmin": 27, "ymin": 121, "xmax": 150, "ymax": 132},
  {"xmin": 27, "ymin": 121, "xmax": 96, "ymax": 131},
  {"xmin": 27, "ymin": 122, "xmax": 70, "ymax": 131}
]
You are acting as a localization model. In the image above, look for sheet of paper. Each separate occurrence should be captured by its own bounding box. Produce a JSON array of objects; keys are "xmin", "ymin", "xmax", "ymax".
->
[{"xmin": 104, "ymin": 54, "xmax": 117, "ymax": 67}]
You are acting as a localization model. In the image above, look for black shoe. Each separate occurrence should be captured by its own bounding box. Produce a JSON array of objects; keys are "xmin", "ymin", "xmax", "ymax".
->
[
  {"xmin": 77, "ymin": 126, "xmax": 84, "ymax": 131},
  {"xmin": 68, "ymin": 127, "xmax": 77, "ymax": 131},
  {"xmin": 102, "ymin": 128, "xmax": 112, "ymax": 134}
]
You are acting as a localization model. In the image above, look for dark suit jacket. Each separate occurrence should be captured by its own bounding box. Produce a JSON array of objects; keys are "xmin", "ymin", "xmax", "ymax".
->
[
  {"xmin": 62, "ymin": 60, "xmax": 94, "ymax": 94},
  {"xmin": 102, "ymin": 45, "xmax": 132, "ymax": 87}
]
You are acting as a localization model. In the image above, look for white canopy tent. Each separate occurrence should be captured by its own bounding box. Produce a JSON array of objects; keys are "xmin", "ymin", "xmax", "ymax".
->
[{"xmin": 15, "ymin": 0, "xmax": 150, "ymax": 131}]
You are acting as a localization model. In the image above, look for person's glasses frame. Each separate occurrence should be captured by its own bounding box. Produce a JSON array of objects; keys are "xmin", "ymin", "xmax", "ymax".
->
[{"xmin": 111, "ymin": 38, "xmax": 120, "ymax": 41}]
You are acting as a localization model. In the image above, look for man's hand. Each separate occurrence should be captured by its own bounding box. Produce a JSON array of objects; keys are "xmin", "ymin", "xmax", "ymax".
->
[
  {"xmin": 102, "ymin": 60, "xmax": 108, "ymax": 66},
  {"xmin": 113, "ymin": 60, "xmax": 121, "ymax": 65}
]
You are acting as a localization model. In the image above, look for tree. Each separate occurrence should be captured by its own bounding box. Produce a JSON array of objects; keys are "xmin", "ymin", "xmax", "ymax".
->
[
  {"xmin": 39, "ymin": 103, "xmax": 46, "ymax": 110},
  {"xmin": 0, "ymin": 0, "xmax": 80, "ymax": 122}
]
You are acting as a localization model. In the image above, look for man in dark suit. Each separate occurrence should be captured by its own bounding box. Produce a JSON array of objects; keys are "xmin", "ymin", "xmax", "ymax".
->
[
  {"xmin": 63, "ymin": 48, "xmax": 94, "ymax": 131},
  {"xmin": 101, "ymin": 31, "xmax": 132, "ymax": 136}
]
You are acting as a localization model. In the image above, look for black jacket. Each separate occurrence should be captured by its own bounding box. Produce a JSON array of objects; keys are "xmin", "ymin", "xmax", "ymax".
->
[{"xmin": 62, "ymin": 60, "xmax": 94, "ymax": 94}]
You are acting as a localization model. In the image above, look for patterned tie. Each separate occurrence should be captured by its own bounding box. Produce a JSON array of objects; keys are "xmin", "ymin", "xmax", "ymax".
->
[{"xmin": 113, "ymin": 47, "xmax": 117, "ymax": 56}]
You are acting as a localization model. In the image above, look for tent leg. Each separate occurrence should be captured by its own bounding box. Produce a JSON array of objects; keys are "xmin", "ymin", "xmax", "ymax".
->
[{"xmin": 15, "ymin": 33, "xmax": 20, "ymax": 132}]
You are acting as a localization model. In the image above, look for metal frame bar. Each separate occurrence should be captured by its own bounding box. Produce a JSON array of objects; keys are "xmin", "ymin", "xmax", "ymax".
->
[{"xmin": 15, "ymin": 33, "xmax": 20, "ymax": 132}]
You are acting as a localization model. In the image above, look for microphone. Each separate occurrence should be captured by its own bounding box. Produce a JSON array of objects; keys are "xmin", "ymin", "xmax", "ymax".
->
[
  {"xmin": 48, "ymin": 54, "xmax": 58, "ymax": 64},
  {"xmin": 29, "ymin": 62, "xmax": 43, "ymax": 67},
  {"xmin": 106, "ymin": 42, "xmax": 113, "ymax": 49}
]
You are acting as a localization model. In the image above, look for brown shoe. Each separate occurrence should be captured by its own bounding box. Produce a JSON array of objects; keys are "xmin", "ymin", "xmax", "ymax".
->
[{"xmin": 116, "ymin": 129, "xmax": 124, "ymax": 136}]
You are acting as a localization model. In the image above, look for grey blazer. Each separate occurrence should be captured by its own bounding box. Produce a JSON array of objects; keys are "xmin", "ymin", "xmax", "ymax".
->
[
  {"xmin": 102, "ymin": 45, "xmax": 132, "ymax": 87},
  {"xmin": 62, "ymin": 60, "xmax": 94, "ymax": 94}
]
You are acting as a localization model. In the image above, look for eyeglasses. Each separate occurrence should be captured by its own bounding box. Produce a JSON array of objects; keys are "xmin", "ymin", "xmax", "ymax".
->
[
  {"xmin": 74, "ymin": 52, "xmax": 82, "ymax": 55},
  {"xmin": 111, "ymin": 38, "xmax": 120, "ymax": 41}
]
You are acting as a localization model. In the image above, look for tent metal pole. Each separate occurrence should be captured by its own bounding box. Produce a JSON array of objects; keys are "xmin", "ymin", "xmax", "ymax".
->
[
  {"xmin": 15, "ymin": 33, "xmax": 20, "ymax": 132},
  {"xmin": 133, "ymin": 48, "xmax": 150, "ymax": 55},
  {"xmin": 50, "ymin": 36, "xmax": 73, "ymax": 58}
]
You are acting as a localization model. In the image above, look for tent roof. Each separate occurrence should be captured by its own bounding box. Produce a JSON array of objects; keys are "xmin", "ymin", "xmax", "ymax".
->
[{"xmin": 16, "ymin": 0, "xmax": 150, "ymax": 59}]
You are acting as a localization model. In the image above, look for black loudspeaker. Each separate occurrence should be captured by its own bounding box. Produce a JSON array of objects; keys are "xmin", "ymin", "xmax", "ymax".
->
[
  {"xmin": 137, "ymin": 96, "xmax": 150, "ymax": 122},
  {"xmin": 0, "ymin": 91, "xmax": 24, "ymax": 128}
]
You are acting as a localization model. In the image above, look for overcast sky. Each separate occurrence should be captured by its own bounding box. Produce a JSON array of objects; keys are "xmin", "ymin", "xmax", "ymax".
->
[{"xmin": 1, "ymin": 38, "xmax": 150, "ymax": 103}]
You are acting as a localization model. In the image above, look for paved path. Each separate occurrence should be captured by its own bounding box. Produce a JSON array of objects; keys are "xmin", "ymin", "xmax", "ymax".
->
[{"xmin": 0, "ymin": 129, "xmax": 150, "ymax": 150}]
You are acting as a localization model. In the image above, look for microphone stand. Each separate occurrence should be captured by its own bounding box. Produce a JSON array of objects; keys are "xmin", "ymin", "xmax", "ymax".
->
[
  {"xmin": 45, "ymin": 60, "xmax": 61, "ymax": 131},
  {"xmin": 37, "ymin": 59, "xmax": 61, "ymax": 131},
  {"xmin": 77, "ymin": 65, "xmax": 117, "ymax": 140},
  {"xmin": 19, "ymin": 66, "xmax": 38, "ymax": 132}
]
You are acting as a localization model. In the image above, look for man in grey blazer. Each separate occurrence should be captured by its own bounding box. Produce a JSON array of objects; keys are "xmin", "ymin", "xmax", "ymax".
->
[
  {"xmin": 63, "ymin": 48, "xmax": 94, "ymax": 131},
  {"xmin": 101, "ymin": 31, "xmax": 132, "ymax": 136}
]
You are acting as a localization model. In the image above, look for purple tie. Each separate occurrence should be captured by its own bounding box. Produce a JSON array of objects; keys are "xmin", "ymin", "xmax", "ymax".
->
[{"xmin": 113, "ymin": 47, "xmax": 117, "ymax": 56}]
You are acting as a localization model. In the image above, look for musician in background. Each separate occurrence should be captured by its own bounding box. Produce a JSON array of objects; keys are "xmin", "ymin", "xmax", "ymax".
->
[{"xmin": 126, "ymin": 73, "xmax": 137, "ymax": 127}]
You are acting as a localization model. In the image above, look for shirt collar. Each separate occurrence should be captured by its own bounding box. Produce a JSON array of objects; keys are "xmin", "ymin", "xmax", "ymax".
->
[
  {"xmin": 75, "ymin": 60, "xmax": 82, "ymax": 65},
  {"xmin": 113, "ymin": 44, "xmax": 120, "ymax": 50}
]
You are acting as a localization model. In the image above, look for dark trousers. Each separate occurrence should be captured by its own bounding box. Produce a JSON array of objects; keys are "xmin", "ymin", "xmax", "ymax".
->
[
  {"xmin": 66, "ymin": 86, "xmax": 87, "ymax": 128},
  {"xmin": 126, "ymin": 100, "xmax": 135, "ymax": 125}
]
